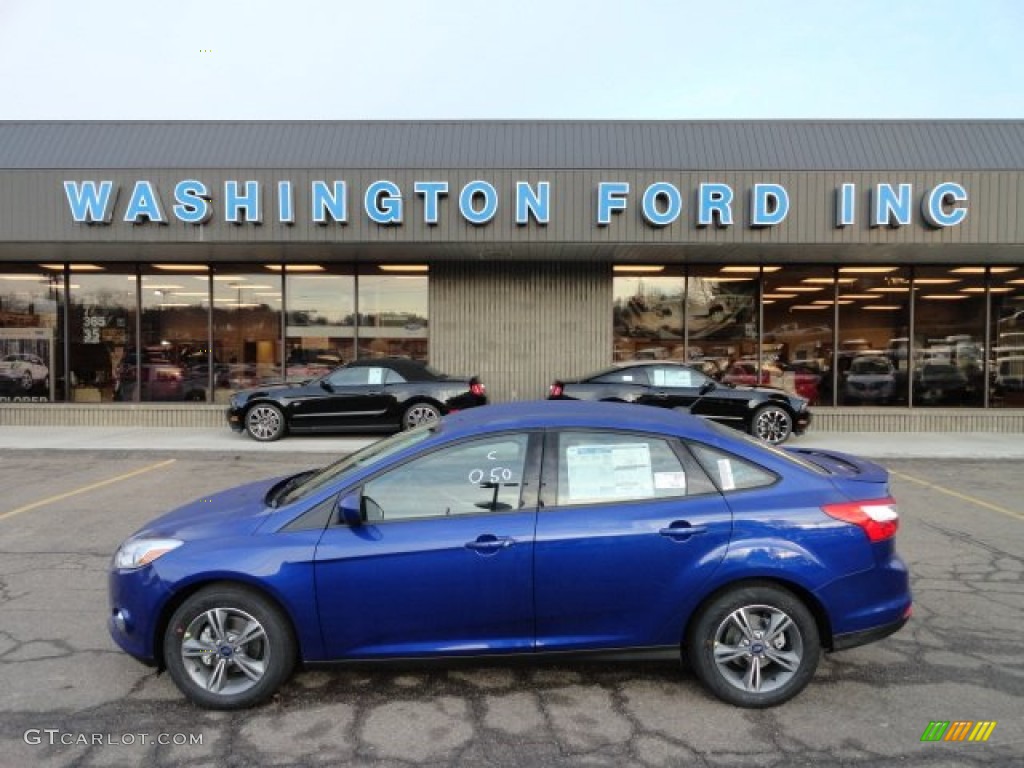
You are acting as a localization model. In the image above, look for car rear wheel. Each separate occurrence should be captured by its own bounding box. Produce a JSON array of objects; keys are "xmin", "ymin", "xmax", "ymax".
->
[
  {"xmin": 751, "ymin": 405, "xmax": 792, "ymax": 444},
  {"xmin": 402, "ymin": 402, "xmax": 441, "ymax": 430},
  {"xmin": 21, "ymin": 371, "xmax": 33, "ymax": 390},
  {"xmin": 245, "ymin": 404, "xmax": 286, "ymax": 441},
  {"xmin": 686, "ymin": 583, "xmax": 820, "ymax": 708},
  {"xmin": 163, "ymin": 585, "xmax": 296, "ymax": 710}
]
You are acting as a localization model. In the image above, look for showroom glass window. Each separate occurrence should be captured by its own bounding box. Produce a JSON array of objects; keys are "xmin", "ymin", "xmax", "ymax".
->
[
  {"xmin": 284, "ymin": 265, "xmax": 355, "ymax": 381},
  {"xmin": 685, "ymin": 266, "xmax": 759, "ymax": 382},
  {"xmin": 66, "ymin": 266, "xmax": 137, "ymax": 403},
  {"xmin": 0, "ymin": 265, "xmax": 63, "ymax": 403},
  {"xmin": 138, "ymin": 266, "xmax": 211, "ymax": 402},
  {"xmin": 990, "ymin": 266, "xmax": 1024, "ymax": 408},
  {"xmin": 212, "ymin": 266, "xmax": 283, "ymax": 395},
  {"xmin": 835, "ymin": 267, "xmax": 911, "ymax": 406},
  {"xmin": 357, "ymin": 267, "xmax": 428, "ymax": 361},
  {"xmin": 911, "ymin": 267, "xmax": 986, "ymax": 407},
  {"xmin": 612, "ymin": 266, "xmax": 685, "ymax": 362},
  {"xmin": 759, "ymin": 266, "xmax": 835, "ymax": 406}
]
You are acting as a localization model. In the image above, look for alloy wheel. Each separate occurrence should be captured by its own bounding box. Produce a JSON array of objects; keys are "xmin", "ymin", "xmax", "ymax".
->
[
  {"xmin": 180, "ymin": 607, "xmax": 269, "ymax": 697},
  {"xmin": 711, "ymin": 604, "xmax": 804, "ymax": 695}
]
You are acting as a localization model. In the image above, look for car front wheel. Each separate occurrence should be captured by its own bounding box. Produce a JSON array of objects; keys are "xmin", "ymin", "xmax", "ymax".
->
[
  {"xmin": 686, "ymin": 583, "xmax": 820, "ymax": 708},
  {"xmin": 751, "ymin": 405, "xmax": 793, "ymax": 444},
  {"xmin": 245, "ymin": 404, "xmax": 286, "ymax": 441},
  {"xmin": 163, "ymin": 585, "xmax": 296, "ymax": 710}
]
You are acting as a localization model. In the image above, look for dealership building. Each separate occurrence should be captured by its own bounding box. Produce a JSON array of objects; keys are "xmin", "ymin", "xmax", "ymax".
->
[{"xmin": 0, "ymin": 120, "xmax": 1022, "ymax": 431}]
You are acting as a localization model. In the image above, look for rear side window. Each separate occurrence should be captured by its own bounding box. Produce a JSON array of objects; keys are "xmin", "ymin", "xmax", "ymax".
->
[
  {"xmin": 592, "ymin": 367, "xmax": 649, "ymax": 385},
  {"xmin": 554, "ymin": 431, "xmax": 691, "ymax": 506},
  {"xmin": 688, "ymin": 443, "xmax": 777, "ymax": 492}
]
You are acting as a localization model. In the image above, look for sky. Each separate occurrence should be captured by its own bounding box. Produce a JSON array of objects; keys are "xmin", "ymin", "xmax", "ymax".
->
[{"xmin": 0, "ymin": 0, "xmax": 1022, "ymax": 120}]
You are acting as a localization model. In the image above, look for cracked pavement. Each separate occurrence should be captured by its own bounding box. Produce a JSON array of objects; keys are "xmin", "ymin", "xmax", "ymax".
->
[{"xmin": 0, "ymin": 450, "xmax": 1021, "ymax": 767}]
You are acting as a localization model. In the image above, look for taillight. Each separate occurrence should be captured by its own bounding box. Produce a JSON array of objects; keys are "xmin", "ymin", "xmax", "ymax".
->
[
  {"xmin": 470, "ymin": 381, "xmax": 486, "ymax": 397},
  {"xmin": 549, "ymin": 382, "xmax": 564, "ymax": 398},
  {"xmin": 822, "ymin": 497, "xmax": 899, "ymax": 542}
]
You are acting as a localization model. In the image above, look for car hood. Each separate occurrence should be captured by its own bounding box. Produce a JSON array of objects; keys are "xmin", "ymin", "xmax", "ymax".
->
[{"xmin": 132, "ymin": 476, "xmax": 283, "ymax": 540}]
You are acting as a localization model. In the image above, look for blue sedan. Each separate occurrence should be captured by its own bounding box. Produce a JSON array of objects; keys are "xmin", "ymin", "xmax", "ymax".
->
[{"xmin": 108, "ymin": 401, "xmax": 911, "ymax": 709}]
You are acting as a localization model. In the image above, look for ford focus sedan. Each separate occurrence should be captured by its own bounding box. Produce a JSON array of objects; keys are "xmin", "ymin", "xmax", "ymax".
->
[{"xmin": 109, "ymin": 401, "xmax": 909, "ymax": 710}]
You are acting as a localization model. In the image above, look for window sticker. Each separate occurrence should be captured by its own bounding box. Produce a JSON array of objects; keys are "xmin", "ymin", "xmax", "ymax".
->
[
  {"xmin": 621, "ymin": 375, "xmax": 633, "ymax": 382},
  {"xmin": 367, "ymin": 367, "xmax": 384, "ymax": 385},
  {"xmin": 717, "ymin": 458, "xmax": 736, "ymax": 491},
  {"xmin": 654, "ymin": 471, "xmax": 687, "ymax": 491},
  {"xmin": 566, "ymin": 443, "xmax": 654, "ymax": 502}
]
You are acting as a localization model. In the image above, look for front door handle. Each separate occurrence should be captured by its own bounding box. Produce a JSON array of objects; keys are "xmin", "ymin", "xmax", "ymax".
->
[
  {"xmin": 465, "ymin": 534, "xmax": 515, "ymax": 553},
  {"xmin": 659, "ymin": 521, "xmax": 707, "ymax": 541}
]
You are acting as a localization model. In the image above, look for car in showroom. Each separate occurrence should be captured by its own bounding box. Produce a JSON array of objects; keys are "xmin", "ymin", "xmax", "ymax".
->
[
  {"xmin": 0, "ymin": 352, "xmax": 49, "ymax": 392},
  {"xmin": 108, "ymin": 401, "xmax": 910, "ymax": 710},
  {"xmin": 226, "ymin": 357, "xmax": 487, "ymax": 441},
  {"xmin": 547, "ymin": 361, "xmax": 811, "ymax": 444},
  {"xmin": 842, "ymin": 355, "xmax": 897, "ymax": 404}
]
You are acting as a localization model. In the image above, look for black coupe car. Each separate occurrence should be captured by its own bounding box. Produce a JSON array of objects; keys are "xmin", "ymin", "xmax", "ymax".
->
[
  {"xmin": 227, "ymin": 358, "xmax": 487, "ymax": 441},
  {"xmin": 548, "ymin": 361, "xmax": 811, "ymax": 444}
]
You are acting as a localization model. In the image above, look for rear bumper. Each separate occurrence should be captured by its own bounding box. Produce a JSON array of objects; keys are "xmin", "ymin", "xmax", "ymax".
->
[{"xmin": 832, "ymin": 614, "xmax": 909, "ymax": 651}]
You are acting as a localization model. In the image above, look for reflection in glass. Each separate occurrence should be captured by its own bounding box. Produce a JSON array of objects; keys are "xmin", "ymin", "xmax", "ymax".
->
[
  {"xmin": 761, "ymin": 267, "xmax": 835, "ymax": 405},
  {"xmin": 212, "ymin": 268, "xmax": 282, "ymax": 397},
  {"xmin": 912, "ymin": 267, "xmax": 985, "ymax": 407},
  {"xmin": 686, "ymin": 267, "xmax": 758, "ymax": 384},
  {"xmin": 285, "ymin": 267, "xmax": 355, "ymax": 381},
  {"xmin": 836, "ymin": 267, "xmax": 910, "ymax": 406},
  {"xmin": 612, "ymin": 267, "xmax": 684, "ymax": 362},
  {"xmin": 137, "ymin": 268, "xmax": 211, "ymax": 402},
  {"xmin": 990, "ymin": 267, "xmax": 1024, "ymax": 407},
  {"xmin": 357, "ymin": 271, "xmax": 429, "ymax": 361},
  {"xmin": 0, "ymin": 266, "xmax": 62, "ymax": 402},
  {"xmin": 69, "ymin": 268, "xmax": 137, "ymax": 403}
]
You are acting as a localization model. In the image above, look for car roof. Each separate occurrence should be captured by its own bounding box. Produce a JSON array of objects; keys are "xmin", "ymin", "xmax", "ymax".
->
[
  {"xmin": 437, "ymin": 400, "xmax": 721, "ymax": 441},
  {"xmin": 344, "ymin": 357, "xmax": 438, "ymax": 380}
]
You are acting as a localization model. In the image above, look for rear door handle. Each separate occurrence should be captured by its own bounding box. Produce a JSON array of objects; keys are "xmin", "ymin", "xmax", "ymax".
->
[
  {"xmin": 465, "ymin": 534, "xmax": 515, "ymax": 553},
  {"xmin": 659, "ymin": 521, "xmax": 707, "ymax": 541}
]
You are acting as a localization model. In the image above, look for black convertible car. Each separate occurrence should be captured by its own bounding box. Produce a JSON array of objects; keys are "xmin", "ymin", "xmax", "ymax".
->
[
  {"xmin": 227, "ymin": 358, "xmax": 487, "ymax": 441},
  {"xmin": 548, "ymin": 361, "xmax": 811, "ymax": 444}
]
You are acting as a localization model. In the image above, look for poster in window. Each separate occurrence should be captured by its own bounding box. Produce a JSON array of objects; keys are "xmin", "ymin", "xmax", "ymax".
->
[{"xmin": 0, "ymin": 327, "xmax": 54, "ymax": 402}]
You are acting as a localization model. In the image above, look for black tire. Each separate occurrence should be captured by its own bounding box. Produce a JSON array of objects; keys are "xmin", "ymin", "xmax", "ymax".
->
[
  {"xmin": 163, "ymin": 585, "xmax": 296, "ymax": 710},
  {"xmin": 686, "ymin": 583, "xmax": 820, "ymax": 708},
  {"xmin": 245, "ymin": 403, "xmax": 287, "ymax": 441},
  {"xmin": 402, "ymin": 401, "xmax": 441, "ymax": 430},
  {"xmin": 21, "ymin": 371, "xmax": 33, "ymax": 390},
  {"xmin": 751, "ymin": 404, "xmax": 793, "ymax": 444}
]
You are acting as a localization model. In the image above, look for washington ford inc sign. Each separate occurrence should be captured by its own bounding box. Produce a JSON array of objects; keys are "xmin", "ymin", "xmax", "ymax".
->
[{"xmin": 63, "ymin": 179, "xmax": 969, "ymax": 230}]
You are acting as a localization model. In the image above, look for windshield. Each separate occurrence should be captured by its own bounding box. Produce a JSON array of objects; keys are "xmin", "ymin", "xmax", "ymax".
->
[{"xmin": 276, "ymin": 426, "xmax": 435, "ymax": 506}]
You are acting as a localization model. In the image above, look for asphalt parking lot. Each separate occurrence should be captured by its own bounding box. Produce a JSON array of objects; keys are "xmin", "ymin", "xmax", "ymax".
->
[{"xmin": 0, "ymin": 446, "xmax": 1021, "ymax": 767}]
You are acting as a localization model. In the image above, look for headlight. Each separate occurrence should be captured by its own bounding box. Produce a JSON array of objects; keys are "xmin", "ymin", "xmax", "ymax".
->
[{"xmin": 113, "ymin": 538, "xmax": 183, "ymax": 570}]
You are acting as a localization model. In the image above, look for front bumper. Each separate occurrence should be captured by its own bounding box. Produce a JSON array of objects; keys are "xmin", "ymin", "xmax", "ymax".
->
[{"xmin": 108, "ymin": 564, "xmax": 173, "ymax": 664}]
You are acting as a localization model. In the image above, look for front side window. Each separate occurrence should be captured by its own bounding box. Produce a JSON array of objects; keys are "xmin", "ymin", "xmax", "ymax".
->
[
  {"xmin": 361, "ymin": 434, "xmax": 531, "ymax": 521},
  {"xmin": 327, "ymin": 367, "xmax": 376, "ymax": 387},
  {"xmin": 554, "ymin": 431, "xmax": 692, "ymax": 506}
]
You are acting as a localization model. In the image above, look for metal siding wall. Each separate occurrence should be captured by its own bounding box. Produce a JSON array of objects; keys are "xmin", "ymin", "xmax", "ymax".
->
[{"xmin": 430, "ymin": 263, "xmax": 611, "ymax": 403}]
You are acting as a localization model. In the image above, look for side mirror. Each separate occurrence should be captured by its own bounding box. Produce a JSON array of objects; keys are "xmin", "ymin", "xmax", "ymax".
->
[
  {"xmin": 320, "ymin": 379, "xmax": 334, "ymax": 392},
  {"xmin": 338, "ymin": 492, "xmax": 363, "ymax": 527},
  {"xmin": 699, "ymin": 380, "xmax": 717, "ymax": 396}
]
